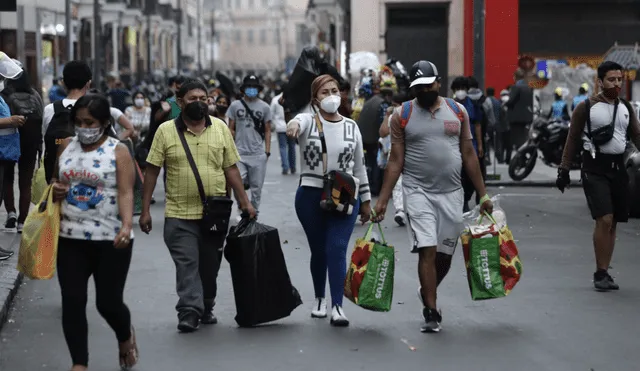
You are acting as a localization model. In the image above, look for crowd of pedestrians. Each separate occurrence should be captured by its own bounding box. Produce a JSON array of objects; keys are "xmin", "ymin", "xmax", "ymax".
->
[{"xmin": 1, "ymin": 45, "xmax": 637, "ymax": 370}]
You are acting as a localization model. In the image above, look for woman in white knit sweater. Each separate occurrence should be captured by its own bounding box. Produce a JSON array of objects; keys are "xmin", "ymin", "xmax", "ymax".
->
[{"xmin": 286, "ymin": 74, "xmax": 371, "ymax": 327}]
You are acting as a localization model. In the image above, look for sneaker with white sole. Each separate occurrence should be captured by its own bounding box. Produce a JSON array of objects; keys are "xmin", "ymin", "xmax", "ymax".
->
[
  {"xmin": 421, "ymin": 307, "xmax": 442, "ymax": 333},
  {"xmin": 4, "ymin": 212, "xmax": 17, "ymax": 232},
  {"xmin": 17, "ymin": 223, "xmax": 23, "ymax": 234},
  {"xmin": 330, "ymin": 305, "xmax": 349, "ymax": 327},
  {"xmin": 311, "ymin": 298, "xmax": 327, "ymax": 318},
  {"xmin": 394, "ymin": 211, "xmax": 406, "ymax": 226}
]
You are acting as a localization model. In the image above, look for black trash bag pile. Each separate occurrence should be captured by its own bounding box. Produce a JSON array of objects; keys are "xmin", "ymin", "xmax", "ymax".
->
[
  {"xmin": 281, "ymin": 46, "xmax": 345, "ymax": 116},
  {"xmin": 225, "ymin": 219, "xmax": 302, "ymax": 327}
]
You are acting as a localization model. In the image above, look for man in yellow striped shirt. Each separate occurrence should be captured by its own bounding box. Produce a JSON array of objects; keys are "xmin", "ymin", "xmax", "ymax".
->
[{"xmin": 140, "ymin": 81, "xmax": 255, "ymax": 333}]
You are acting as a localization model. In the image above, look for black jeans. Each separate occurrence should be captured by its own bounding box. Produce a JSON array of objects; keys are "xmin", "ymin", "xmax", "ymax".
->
[
  {"xmin": 57, "ymin": 237, "xmax": 133, "ymax": 366},
  {"xmin": 363, "ymin": 142, "xmax": 381, "ymax": 196},
  {"xmin": 4, "ymin": 132, "xmax": 39, "ymax": 223},
  {"xmin": 496, "ymin": 130, "xmax": 512, "ymax": 163},
  {"xmin": 462, "ymin": 157, "xmax": 487, "ymax": 210}
]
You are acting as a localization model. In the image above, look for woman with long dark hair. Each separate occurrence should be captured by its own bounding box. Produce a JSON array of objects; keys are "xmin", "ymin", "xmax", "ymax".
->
[{"xmin": 51, "ymin": 94, "xmax": 138, "ymax": 371}]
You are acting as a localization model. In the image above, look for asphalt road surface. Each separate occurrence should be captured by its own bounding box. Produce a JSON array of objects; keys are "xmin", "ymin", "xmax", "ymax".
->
[{"xmin": 1, "ymin": 161, "xmax": 639, "ymax": 371}]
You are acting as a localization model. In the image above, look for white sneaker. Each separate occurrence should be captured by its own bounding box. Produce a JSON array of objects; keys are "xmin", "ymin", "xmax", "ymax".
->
[
  {"xmin": 330, "ymin": 305, "xmax": 349, "ymax": 327},
  {"xmin": 394, "ymin": 211, "xmax": 406, "ymax": 226},
  {"xmin": 311, "ymin": 298, "xmax": 327, "ymax": 318}
]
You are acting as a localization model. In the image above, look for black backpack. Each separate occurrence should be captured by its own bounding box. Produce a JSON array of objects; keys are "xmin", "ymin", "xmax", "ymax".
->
[
  {"xmin": 7, "ymin": 90, "xmax": 44, "ymax": 142},
  {"xmin": 45, "ymin": 100, "xmax": 75, "ymax": 140}
]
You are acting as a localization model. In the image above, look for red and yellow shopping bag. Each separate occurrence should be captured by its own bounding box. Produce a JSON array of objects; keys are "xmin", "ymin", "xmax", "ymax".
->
[
  {"xmin": 17, "ymin": 185, "xmax": 60, "ymax": 280},
  {"xmin": 344, "ymin": 223, "xmax": 395, "ymax": 312},
  {"xmin": 461, "ymin": 212, "xmax": 522, "ymax": 300}
]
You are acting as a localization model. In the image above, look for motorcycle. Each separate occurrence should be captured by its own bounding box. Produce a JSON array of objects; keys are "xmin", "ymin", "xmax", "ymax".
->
[{"xmin": 508, "ymin": 110, "xmax": 581, "ymax": 181}]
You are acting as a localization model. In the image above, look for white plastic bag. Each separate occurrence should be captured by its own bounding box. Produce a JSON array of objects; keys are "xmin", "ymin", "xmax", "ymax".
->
[{"xmin": 462, "ymin": 195, "xmax": 507, "ymax": 230}]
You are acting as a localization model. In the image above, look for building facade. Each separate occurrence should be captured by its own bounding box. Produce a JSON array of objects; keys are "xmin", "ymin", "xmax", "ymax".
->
[{"xmin": 213, "ymin": 0, "xmax": 308, "ymax": 75}]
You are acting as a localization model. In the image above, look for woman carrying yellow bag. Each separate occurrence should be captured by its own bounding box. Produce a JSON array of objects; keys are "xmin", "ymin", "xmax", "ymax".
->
[{"xmin": 50, "ymin": 95, "xmax": 138, "ymax": 371}]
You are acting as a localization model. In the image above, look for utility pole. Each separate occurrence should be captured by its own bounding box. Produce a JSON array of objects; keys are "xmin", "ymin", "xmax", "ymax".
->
[
  {"xmin": 65, "ymin": 0, "xmax": 73, "ymax": 60},
  {"xmin": 197, "ymin": 0, "xmax": 202, "ymax": 75},
  {"xmin": 176, "ymin": 0, "xmax": 183, "ymax": 73},
  {"xmin": 210, "ymin": 10, "xmax": 215, "ymax": 73},
  {"xmin": 472, "ymin": 0, "xmax": 485, "ymax": 89},
  {"xmin": 146, "ymin": 0, "xmax": 152, "ymax": 78},
  {"xmin": 93, "ymin": 0, "xmax": 102, "ymax": 88},
  {"xmin": 16, "ymin": 5, "xmax": 25, "ymax": 62}
]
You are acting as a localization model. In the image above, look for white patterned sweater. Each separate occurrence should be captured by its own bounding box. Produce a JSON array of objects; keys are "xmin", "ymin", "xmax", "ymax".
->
[{"xmin": 293, "ymin": 113, "xmax": 371, "ymax": 202}]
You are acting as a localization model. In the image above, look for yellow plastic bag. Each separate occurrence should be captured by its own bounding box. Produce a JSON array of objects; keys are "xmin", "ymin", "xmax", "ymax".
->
[
  {"xmin": 31, "ymin": 158, "xmax": 47, "ymax": 205},
  {"xmin": 17, "ymin": 184, "xmax": 60, "ymax": 280}
]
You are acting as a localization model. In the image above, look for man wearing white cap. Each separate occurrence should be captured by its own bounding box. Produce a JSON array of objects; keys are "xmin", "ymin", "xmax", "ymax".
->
[{"xmin": 0, "ymin": 52, "xmax": 26, "ymax": 261}]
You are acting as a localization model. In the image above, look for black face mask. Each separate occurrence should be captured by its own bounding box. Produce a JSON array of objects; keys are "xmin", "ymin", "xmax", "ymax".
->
[
  {"xmin": 216, "ymin": 105, "xmax": 228, "ymax": 115},
  {"xmin": 184, "ymin": 101, "xmax": 208, "ymax": 121},
  {"xmin": 416, "ymin": 90, "xmax": 439, "ymax": 108}
]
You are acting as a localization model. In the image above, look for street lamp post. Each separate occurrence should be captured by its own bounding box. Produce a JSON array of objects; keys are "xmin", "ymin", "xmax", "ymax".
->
[
  {"xmin": 197, "ymin": 0, "xmax": 202, "ymax": 75},
  {"xmin": 176, "ymin": 0, "xmax": 182, "ymax": 73},
  {"xmin": 93, "ymin": 0, "xmax": 102, "ymax": 88},
  {"xmin": 472, "ymin": 0, "xmax": 485, "ymax": 89},
  {"xmin": 65, "ymin": 0, "xmax": 73, "ymax": 60}
]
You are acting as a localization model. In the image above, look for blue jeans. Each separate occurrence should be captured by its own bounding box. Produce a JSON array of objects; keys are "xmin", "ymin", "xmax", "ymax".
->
[
  {"xmin": 277, "ymin": 132, "xmax": 296, "ymax": 173},
  {"xmin": 295, "ymin": 186, "xmax": 360, "ymax": 307}
]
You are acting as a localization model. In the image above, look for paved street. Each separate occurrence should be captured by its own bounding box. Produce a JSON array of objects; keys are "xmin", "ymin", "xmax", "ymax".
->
[{"xmin": 1, "ymin": 157, "xmax": 640, "ymax": 371}]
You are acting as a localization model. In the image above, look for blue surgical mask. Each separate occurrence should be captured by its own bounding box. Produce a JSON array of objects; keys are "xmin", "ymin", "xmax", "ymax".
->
[{"xmin": 245, "ymin": 87, "xmax": 259, "ymax": 98}]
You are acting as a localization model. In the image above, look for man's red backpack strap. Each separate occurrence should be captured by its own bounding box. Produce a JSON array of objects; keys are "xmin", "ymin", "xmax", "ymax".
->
[
  {"xmin": 444, "ymin": 97, "xmax": 465, "ymax": 123},
  {"xmin": 399, "ymin": 100, "xmax": 413, "ymax": 128}
]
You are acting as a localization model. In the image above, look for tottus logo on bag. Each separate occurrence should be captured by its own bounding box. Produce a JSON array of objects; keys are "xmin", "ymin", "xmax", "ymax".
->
[
  {"xmin": 374, "ymin": 258, "xmax": 391, "ymax": 299},
  {"xmin": 479, "ymin": 250, "xmax": 493, "ymax": 289}
]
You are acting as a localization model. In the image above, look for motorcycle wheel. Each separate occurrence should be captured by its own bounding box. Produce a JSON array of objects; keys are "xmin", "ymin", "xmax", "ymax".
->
[{"xmin": 508, "ymin": 147, "xmax": 538, "ymax": 181}]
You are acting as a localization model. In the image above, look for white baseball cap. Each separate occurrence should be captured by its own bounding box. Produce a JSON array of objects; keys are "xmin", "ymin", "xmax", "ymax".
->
[{"xmin": 0, "ymin": 52, "xmax": 23, "ymax": 79}]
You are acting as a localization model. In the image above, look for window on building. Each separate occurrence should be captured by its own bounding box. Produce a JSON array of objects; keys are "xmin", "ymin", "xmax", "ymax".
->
[
  {"xmin": 259, "ymin": 29, "xmax": 266, "ymax": 44},
  {"xmin": 234, "ymin": 30, "xmax": 241, "ymax": 43},
  {"xmin": 247, "ymin": 29, "xmax": 254, "ymax": 44}
]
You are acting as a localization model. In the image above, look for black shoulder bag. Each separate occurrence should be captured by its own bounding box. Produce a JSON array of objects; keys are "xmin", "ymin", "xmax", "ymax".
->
[
  {"xmin": 315, "ymin": 114, "xmax": 360, "ymax": 216},
  {"xmin": 585, "ymin": 98, "xmax": 618, "ymax": 151},
  {"xmin": 240, "ymin": 100, "xmax": 265, "ymax": 140},
  {"xmin": 174, "ymin": 120, "xmax": 233, "ymax": 236}
]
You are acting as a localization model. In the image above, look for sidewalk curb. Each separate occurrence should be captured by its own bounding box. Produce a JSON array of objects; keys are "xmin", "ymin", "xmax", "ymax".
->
[
  {"xmin": 487, "ymin": 181, "xmax": 583, "ymax": 188},
  {"xmin": 0, "ymin": 235, "xmax": 23, "ymax": 333}
]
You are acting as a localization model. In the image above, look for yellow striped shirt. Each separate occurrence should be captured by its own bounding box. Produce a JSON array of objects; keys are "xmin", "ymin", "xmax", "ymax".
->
[{"xmin": 146, "ymin": 116, "xmax": 240, "ymax": 220}]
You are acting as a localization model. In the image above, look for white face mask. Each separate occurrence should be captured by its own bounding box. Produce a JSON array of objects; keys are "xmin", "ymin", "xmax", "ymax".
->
[
  {"xmin": 319, "ymin": 95, "xmax": 341, "ymax": 114},
  {"xmin": 501, "ymin": 96, "xmax": 509, "ymax": 103},
  {"xmin": 454, "ymin": 90, "xmax": 468, "ymax": 100},
  {"xmin": 76, "ymin": 127, "xmax": 105, "ymax": 145},
  {"xmin": 134, "ymin": 98, "xmax": 145, "ymax": 107}
]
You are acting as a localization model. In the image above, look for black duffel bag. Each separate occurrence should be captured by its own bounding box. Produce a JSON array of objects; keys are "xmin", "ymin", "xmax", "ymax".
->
[{"xmin": 225, "ymin": 219, "xmax": 302, "ymax": 327}]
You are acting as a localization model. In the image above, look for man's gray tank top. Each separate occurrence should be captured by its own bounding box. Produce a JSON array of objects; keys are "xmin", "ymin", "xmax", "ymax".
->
[{"xmin": 400, "ymin": 98, "xmax": 471, "ymax": 194}]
